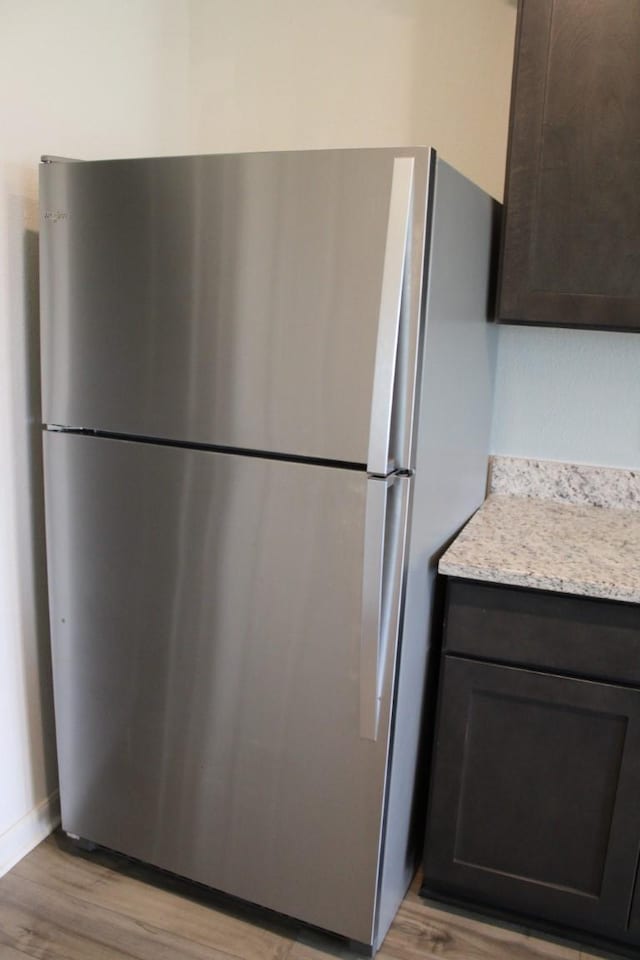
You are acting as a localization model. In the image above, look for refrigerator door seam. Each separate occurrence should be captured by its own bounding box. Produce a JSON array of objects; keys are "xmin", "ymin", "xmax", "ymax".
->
[{"xmin": 41, "ymin": 427, "xmax": 368, "ymax": 472}]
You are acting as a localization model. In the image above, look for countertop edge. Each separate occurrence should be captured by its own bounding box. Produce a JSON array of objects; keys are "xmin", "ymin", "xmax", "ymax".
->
[
  {"xmin": 438, "ymin": 560, "xmax": 640, "ymax": 606},
  {"xmin": 438, "ymin": 492, "xmax": 640, "ymax": 605}
]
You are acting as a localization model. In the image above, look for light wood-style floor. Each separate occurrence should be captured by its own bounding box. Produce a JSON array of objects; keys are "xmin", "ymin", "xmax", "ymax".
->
[{"xmin": 0, "ymin": 833, "xmax": 611, "ymax": 959}]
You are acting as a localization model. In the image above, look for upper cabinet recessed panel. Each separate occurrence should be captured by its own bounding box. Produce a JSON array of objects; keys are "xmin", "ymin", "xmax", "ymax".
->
[{"xmin": 498, "ymin": 0, "xmax": 640, "ymax": 330}]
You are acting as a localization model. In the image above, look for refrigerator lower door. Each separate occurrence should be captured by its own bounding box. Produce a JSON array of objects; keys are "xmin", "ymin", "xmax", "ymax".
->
[{"xmin": 43, "ymin": 432, "xmax": 402, "ymax": 945}]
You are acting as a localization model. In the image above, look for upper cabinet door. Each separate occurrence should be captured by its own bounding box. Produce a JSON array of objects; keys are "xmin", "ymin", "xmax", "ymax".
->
[
  {"xmin": 40, "ymin": 149, "xmax": 431, "ymax": 465},
  {"xmin": 498, "ymin": 0, "xmax": 640, "ymax": 329}
]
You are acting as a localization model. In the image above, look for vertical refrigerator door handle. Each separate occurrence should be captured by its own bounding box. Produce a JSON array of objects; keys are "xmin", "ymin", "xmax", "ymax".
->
[
  {"xmin": 367, "ymin": 157, "xmax": 415, "ymax": 477},
  {"xmin": 360, "ymin": 475, "xmax": 411, "ymax": 741}
]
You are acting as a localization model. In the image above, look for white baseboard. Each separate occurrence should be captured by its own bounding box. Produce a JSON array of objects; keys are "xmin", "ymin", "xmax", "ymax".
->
[{"xmin": 0, "ymin": 791, "xmax": 61, "ymax": 878}]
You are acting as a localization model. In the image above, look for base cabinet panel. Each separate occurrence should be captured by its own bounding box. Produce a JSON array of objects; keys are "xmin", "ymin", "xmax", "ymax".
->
[{"xmin": 424, "ymin": 645, "xmax": 640, "ymax": 944}]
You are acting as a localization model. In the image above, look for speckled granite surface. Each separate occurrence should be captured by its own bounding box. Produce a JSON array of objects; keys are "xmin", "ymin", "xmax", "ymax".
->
[
  {"xmin": 490, "ymin": 456, "xmax": 640, "ymax": 511},
  {"xmin": 439, "ymin": 494, "xmax": 640, "ymax": 604}
]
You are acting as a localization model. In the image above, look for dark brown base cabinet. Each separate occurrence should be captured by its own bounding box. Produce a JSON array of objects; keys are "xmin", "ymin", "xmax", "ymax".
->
[{"xmin": 423, "ymin": 579, "xmax": 640, "ymax": 950}]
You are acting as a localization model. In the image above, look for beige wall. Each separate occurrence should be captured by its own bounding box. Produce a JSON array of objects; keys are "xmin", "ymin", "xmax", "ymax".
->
[
  {"xmin": 188, "ymin": 0, "xmax": 516, "ymax": 200},
  {"xmin": 0, "ymin": 0, "xmax": 190, "ymax": 873},
  {"xmin": 8, "ymin": 0, "xmax": 576, "ymax": 877},
  {"xmin": 410, "ymin": 0, "xmax": 516, "ymax": 199},
  {"xmin": 1, "ymin": 0, "xmax": 518, "ymax": 874}
]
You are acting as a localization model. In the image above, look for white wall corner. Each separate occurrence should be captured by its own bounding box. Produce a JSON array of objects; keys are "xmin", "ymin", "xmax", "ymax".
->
[{"xmin": 0, "ymin": 791, "xmax": 60, "ymax": 878}]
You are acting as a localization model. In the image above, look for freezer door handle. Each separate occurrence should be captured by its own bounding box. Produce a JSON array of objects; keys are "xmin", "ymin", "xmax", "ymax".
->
[
  {"xmin": 366, "ymin": 157, "xmax": 415, "ymax": 477},
  {"xmin": 360, "ymin": 475, "xmax": 411, "ymax": 741}
]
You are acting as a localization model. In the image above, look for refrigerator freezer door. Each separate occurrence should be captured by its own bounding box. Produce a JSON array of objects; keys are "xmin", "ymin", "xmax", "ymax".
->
[
  {"xmin": 43, "ymin": 432, "xmax": 400, "ymax": 944},
  {"xmin": 40, "ymin": 149, "xmax": 430, "ymax": 468}
]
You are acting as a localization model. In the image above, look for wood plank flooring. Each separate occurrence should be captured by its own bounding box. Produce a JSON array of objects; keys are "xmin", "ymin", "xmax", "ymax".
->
[{"xmin": 0, "ymin": 833, "xmax": 608, "ymax": 960}]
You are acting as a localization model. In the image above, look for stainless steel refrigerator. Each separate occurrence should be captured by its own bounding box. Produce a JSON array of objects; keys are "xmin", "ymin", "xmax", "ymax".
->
[{"xmin": 40, "ymin": 147, "xmax": 497, "ymax": 951}]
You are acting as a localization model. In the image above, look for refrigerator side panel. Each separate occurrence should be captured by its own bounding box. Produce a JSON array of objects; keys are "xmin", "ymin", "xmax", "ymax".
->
[
  {"xmin": 43, "ymin": 432, "xmax": 393, "ymax": 945},
  {"xmin": 375, "ymin": 160, "xmax": 499, "ymax": 947},
  {"xmin": 40, "ymin": 149, "xmax": 429, "ymax": 466}
]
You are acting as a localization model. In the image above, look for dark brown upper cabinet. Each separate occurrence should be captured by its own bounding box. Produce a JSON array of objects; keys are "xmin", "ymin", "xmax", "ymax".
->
[{"xmin": 498, "ymin": 1, "xmax": 640, "ymax": 330}]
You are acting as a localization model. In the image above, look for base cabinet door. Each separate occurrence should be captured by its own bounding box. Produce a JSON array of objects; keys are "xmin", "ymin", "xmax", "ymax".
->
[{"xmin": 423, "ymin": 656, "xmax": 640, "ymax": 940}]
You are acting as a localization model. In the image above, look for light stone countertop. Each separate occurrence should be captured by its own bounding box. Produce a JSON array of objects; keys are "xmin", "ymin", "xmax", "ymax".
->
[{"xmin": 439, "ymin": 494, "xmax": 640, "ymax": 604}]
